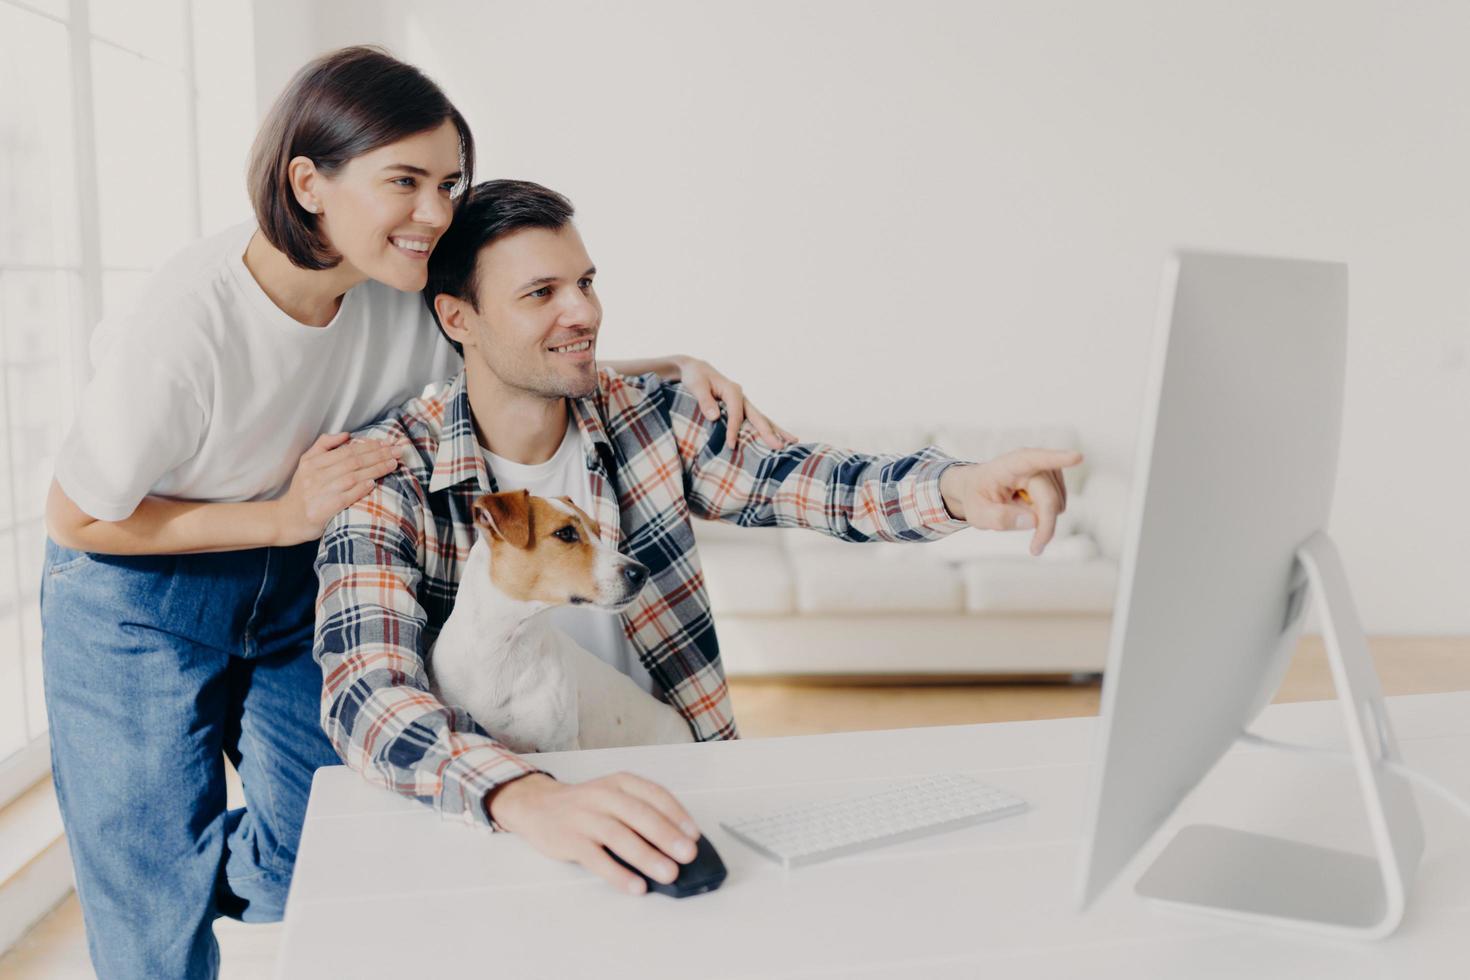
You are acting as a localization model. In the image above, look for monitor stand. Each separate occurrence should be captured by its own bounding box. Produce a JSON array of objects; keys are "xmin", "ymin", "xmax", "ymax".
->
[{"xmin": 1132, "ymin": 531, "xmax": 1424, "ymax": 939}]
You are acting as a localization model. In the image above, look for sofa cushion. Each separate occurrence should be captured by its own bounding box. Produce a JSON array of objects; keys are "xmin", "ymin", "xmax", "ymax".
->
[
  {"xmin": 691, "ymin": 517, "xmax": 781, "ymax": 547},
  {"xmin": 904, "ymin": 522, "xmax": 1089, "ymax": 562},
  {"xmin": 780, "ymin": 527, "xmax": 871, "ymax": 553},
  {"xmin": 787, "ymin": 424, "xmax": 932, "ymax": 457},
  {"xmin": 960, "ymin": 557, "xmax": 1118, "ymax": 614},
  {"xmin": 697, "ymin": 541, "xmax": 795, "ymax": 614},
  {"xmin": 791, "ymin": 552, "xmax": 964, "ymax": 614},
  {"xmin": 1072, "ymin": 471, "xmax": 1130, "ymax": 561}
]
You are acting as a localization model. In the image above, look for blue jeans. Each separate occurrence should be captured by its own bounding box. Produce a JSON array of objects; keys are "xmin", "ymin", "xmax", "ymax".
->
[{"xmin": 40, "ymin": 539, "xmax": 340, "ymax": 980}]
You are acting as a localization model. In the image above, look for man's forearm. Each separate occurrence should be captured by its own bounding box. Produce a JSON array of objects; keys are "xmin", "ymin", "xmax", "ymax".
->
[
  {"xmin": 46, "ymin": 480, "xmax": 284, "ymax": 555},
  {"xmin": 484, "ymin": 772, "xmax": 555, "ymax": 828},
  {"xmin": 315, "ymin": 529, "xmax": 547, "ymax": 828},
  {"xmin": 692, "ymin": 438, "xmax": 965, "ymax": 542},
  {"xmin": 317, "ymin": 644, "xmax": 547, "ymax": 828}
]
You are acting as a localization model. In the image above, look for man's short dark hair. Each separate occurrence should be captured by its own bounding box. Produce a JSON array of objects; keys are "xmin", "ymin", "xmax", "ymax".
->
[
  {"xmin": 247, "ymin": 46, "xmax": 474, "ymax": 271},
  {"xmin": 423, "ymin": 180, "xmax": 576, "ymax": 355}
]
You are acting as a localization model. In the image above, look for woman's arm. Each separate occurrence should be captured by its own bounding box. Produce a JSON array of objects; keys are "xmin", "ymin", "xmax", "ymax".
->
[
  {"xmin": 46, "ymin": 433, "xmax": 399, "ymax": 555},
  {"xmin": 601, "ymin": 355, "xmax": 685, "ymax": 382},
  {"xmin": 600, "ymin": 354, "xmax": 796, "ymax": 450},
  {"xmin": 47, "ymin": 480, "xmax": 286, "ymax": 555}
]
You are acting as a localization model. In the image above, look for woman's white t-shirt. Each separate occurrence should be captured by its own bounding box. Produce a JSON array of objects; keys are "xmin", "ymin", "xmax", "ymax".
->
[
  {"xmin": 482, "ymin": 422, "xmax": 659, "ymax": 697},
  {"xmin": 55, "ymin": 223, "xmax": 458, "ymax": 521}
]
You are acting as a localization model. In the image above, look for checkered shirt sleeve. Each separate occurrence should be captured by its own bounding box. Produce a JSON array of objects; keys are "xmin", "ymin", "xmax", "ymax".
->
[{"xmin": 644, "ymin": 377, "xmax": 970, "ymax": 540}]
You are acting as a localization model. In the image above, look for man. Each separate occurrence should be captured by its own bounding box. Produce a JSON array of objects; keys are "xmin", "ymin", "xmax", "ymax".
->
[{"xmin": 313, "ymin": 180, "xmax": 1081, "ymax": 896}]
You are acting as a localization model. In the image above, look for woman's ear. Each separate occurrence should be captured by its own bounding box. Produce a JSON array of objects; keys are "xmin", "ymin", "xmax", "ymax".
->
[{"xmin": 287, "ymin": 156, "xmax": 322, "ymax": 214}]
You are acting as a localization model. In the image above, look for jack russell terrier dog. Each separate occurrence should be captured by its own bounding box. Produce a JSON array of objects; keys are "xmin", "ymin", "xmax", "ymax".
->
[{"xmin": 429, "ymin": 489, "xmax": 694, "ymax": 754}]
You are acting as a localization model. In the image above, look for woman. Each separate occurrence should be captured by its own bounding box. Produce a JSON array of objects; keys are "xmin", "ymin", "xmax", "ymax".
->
[{"xmin": 40, "ymin": 46, "xmax": 789, "ymax": 980}]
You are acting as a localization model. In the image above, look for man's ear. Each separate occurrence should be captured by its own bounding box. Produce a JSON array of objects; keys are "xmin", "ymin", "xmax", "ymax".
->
[
  {"xmin": 433, "ymin": 293, "xmax": 474, "ymax": 350},
  {"xmin": 472, "ymin": 490, "xmax": 532, "ymax": 549}
]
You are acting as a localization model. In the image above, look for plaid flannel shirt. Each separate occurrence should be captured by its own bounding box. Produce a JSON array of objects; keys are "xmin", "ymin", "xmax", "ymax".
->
[{"xmin": 313, "ymin": 368, "xmax": 967, "ymax": 828}]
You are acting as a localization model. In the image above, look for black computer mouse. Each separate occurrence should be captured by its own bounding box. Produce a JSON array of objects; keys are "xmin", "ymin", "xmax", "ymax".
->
[{"xmin": 607, "ymin": 834, "xmax": 727, "ymax": 898}]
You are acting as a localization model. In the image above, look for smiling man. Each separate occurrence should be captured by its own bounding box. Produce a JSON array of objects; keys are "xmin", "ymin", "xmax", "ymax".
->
[{"xmin": 312, "ymin": 179, "xmax": 1081, "ymax": 899}]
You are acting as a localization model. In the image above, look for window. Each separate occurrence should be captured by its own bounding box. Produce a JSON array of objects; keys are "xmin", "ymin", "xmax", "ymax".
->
[{"xmin": 0, "ymin": 0, "xmax": 255, "ymax": 807}]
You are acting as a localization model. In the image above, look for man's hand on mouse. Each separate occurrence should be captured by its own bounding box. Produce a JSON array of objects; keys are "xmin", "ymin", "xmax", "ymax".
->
[
  {"xmin": 486, "ymin": 772, "xmax": 701, "ymax": 895},
  {"xmin": 939, "ymin": 448, "xmax": 1084, "ymax": 557}
]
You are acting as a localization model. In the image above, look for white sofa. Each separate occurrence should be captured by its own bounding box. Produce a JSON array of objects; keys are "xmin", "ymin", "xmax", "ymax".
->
[{"xmin": 692, "ymin": 425, "xmax": 1130, "ymax": 678}]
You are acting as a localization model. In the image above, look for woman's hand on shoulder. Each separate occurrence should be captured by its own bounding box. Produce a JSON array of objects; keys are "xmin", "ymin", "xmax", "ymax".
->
[
  {"xmin": 273, "ymin": 432, "xmax": 399, "ymax": 545},
  {"xmin": 672, "ymin": 355, "xmax": 797, "ymax": 451}
]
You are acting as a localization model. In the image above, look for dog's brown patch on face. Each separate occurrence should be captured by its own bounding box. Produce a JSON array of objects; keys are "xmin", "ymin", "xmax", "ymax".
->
[{"xmin": 472, "ymin": 491, "xmax": 605, "ymax": 605}]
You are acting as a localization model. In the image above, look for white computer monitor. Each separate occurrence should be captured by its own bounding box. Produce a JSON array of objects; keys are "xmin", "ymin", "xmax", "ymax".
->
[{"xmin": 1074, "ymin": 251, "xmax": 1423, "ymax": 939}]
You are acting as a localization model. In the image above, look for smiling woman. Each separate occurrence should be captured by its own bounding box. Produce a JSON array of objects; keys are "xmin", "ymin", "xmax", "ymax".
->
[
  {"xmin": 240, "ymin": 119, "xmax": 465, "ymax": 325},
  {"xmin": 245, "ymin": 48, "xmax": 471, "ymax": 293},
  {"xmin": 37, "ymin": 44, "xmax": 778, "ymax": 980}
]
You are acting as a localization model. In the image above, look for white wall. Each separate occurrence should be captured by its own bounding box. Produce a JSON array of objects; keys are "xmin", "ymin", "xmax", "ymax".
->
[
  {"xmin": 251, "ymin": 0, "xmax": 391, "ymax": 117},
  {"xmin": 259, "ymin": 0, "xmax": 1469, "ymax": 634},
  {"xmin": 194, "ymin": 0, "xmax": 259, "ymax": 236}
]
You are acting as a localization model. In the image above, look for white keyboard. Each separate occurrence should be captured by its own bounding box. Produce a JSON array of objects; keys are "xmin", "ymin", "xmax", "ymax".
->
[{"xmin": 719, "ymin": 773, "xmax": 1029, "ymax": 869}]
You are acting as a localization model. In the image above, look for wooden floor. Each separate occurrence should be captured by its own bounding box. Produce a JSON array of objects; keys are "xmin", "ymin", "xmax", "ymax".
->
[
  {"xmin": 726, "ymin": 635, "xmax": 1470, "ymax": 737},
  {"xmin": 2, "ymin": 635, "xmax": 1466, "ymax": 979}
]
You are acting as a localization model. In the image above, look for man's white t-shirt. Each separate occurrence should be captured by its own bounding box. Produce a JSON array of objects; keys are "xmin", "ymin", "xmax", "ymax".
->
[
  {"xmin": 55, "ymin": 222, "xmax": 458, "ymax": 521},
  {"xmin": 481, "ymin": 421, "xmax": 659, "ymax": 697}
]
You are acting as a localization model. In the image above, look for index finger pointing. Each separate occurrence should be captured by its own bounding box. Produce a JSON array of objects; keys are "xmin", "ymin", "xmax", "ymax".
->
[{"xmin": 1002, "ymin": 449, "xmax": 1083, "ymax": 481}]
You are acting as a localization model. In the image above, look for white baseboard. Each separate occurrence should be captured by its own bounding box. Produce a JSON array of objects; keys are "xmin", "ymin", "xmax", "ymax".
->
[
  {"xmin": 0, "ymin": 771, "xmax": 73, "ymax": 960},
  {"xmin": 0, "ymin": 836, "xmax": 73, "ymax": 957}
]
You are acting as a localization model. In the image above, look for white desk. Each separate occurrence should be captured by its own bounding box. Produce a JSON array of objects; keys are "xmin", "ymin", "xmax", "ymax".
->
[{"xmin": 278, "ymin": 692, "xmax": 1470, "ymax": 978}]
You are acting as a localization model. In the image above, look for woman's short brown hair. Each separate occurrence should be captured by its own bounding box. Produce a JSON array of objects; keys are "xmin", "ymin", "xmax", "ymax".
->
[{"xmin": 247, "ymin": 46, "xmax": 475, "ymax": 271}]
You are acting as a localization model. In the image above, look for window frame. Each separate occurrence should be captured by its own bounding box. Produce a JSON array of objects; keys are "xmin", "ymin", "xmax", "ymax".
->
[{"xmin": 0, "ymin": 0, "xmax": 203, "ymax": 809}]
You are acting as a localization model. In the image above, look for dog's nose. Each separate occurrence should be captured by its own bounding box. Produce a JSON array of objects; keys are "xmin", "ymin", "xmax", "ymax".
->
[{"xmin": 622, "ymin": 562, "xmax": 649, "ymax": 591}]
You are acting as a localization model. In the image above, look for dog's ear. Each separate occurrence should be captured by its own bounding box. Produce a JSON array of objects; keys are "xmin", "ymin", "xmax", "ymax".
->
[{"xmin": 472, "ymin": 490, "xmax": 533, "ymax": 549}]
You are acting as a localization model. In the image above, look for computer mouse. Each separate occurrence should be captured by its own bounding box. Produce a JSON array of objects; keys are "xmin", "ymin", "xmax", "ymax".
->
[{"xmin": 607, "ymin": 834, "xmax": 727, "ymax": 898}]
